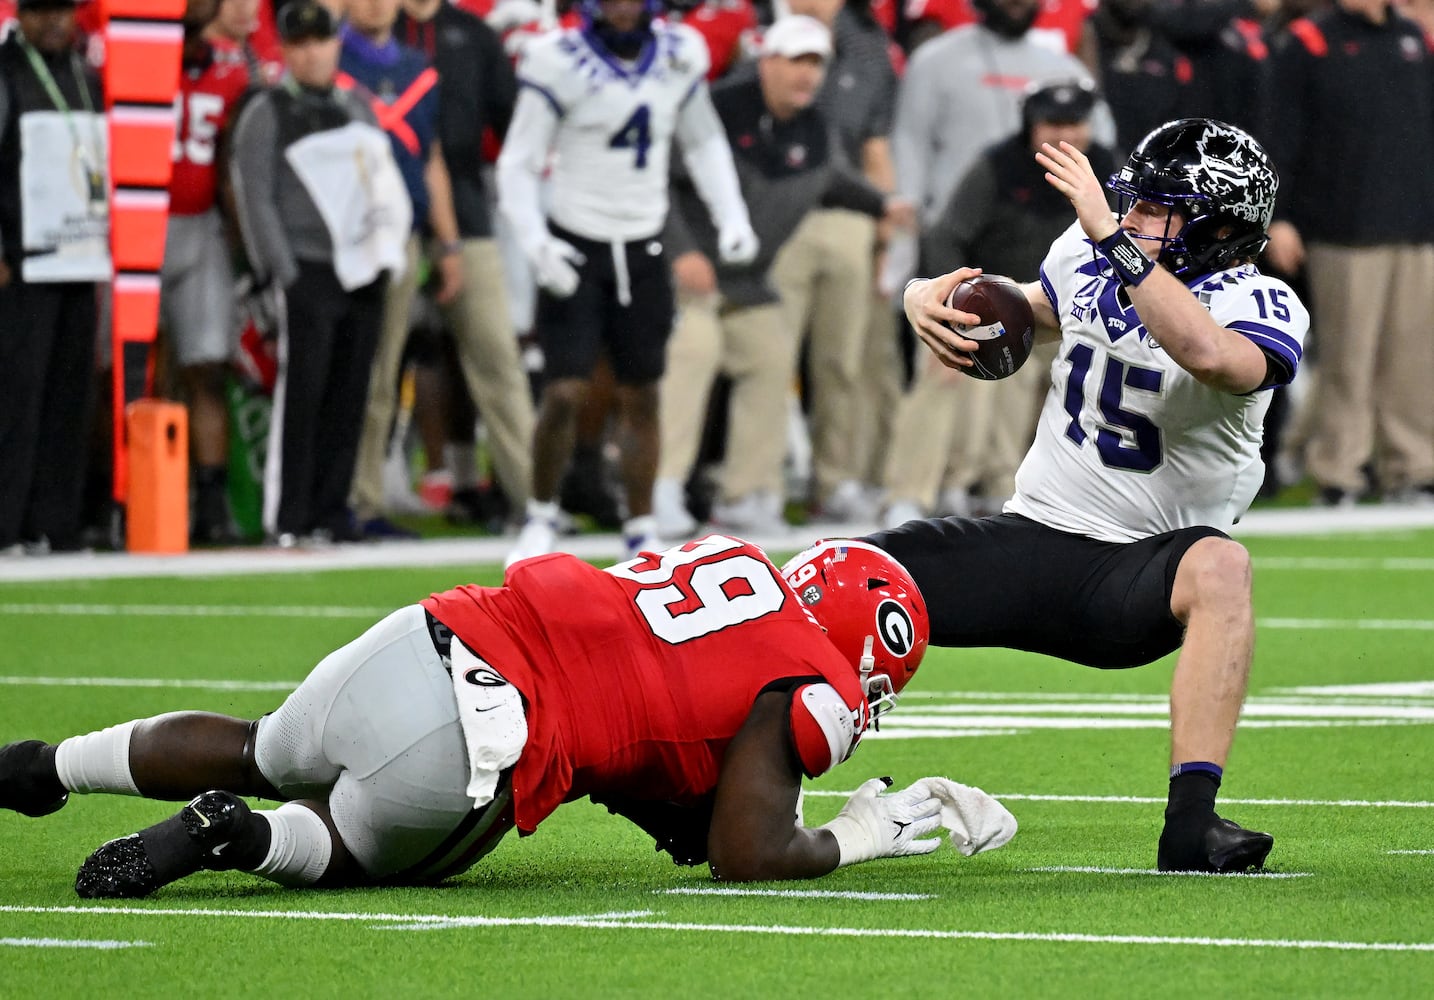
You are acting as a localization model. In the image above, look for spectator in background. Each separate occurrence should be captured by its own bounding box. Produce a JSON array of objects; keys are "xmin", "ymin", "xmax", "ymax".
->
[
  {"xmin": 1149, "ymin": 0, "xmax": 1276, "ymax": 135},
  {"xmin": 206, "ymin": 0, "xmax": 284, "ymax": 83},
  {"xmin": 655, "ymin": 15, "xmax": 907, "ymax": 538},
  {"xmin": 770, "ymin": 0, "xmax": 901, "ymax": 523},
  {"xmin": 163, "ymin": 0, "xmax": 252, "ymax": 544},
  {"xmin": 902, "ymin": 0, "xmax": 1100, "ymax": 69},
  {"xmin": 394, "ymin": 0, "xmax": 535, "ymax": 524},
  {"xmin": 1263, "ymin": 0, "xmax": 1434, "ymax": 505},
  {"xmin": 343, "ymin": 0, "xmax": 465, "ymax": 540},
  {"xmin": 497, "ymin": 0, "xmax": 757, "ymax": 566},
  {"xmin": 892, "ymin": 0, "xmax": 1109, "ymax": 232},
  {"xmin": 1092, "ymin": 0, "xmax": 1193, "ymax": 155},
  {"xmin": 0, "ymin": 0, "xmax": 107, "ymax": 555},
  {"xmin": 882, "ymin": 79, "xmax": 1114, "ymax": 524},
  {"xmin": 230, "ymin": 0, "xmax": 409, "ymax": 546}
]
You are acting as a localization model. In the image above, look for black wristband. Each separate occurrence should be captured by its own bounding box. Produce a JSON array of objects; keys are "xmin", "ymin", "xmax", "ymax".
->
[{"xmin": 1096, "ymin": 229, "xmax": 1155, "ymax": 288}]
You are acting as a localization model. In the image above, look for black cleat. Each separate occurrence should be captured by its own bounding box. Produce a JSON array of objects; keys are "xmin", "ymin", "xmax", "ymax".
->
[
  {"xmin": 0, "ymin": 740, "xmax": 68, "ymax": 817},
  {"xmin": 74, "ymin": 834, "xmax": 158, "ymax": 899},
  {"xmin": 75, "ymin": 790, "xmax": 260, "ymax": 899},
  {"xmin": 1158, "ymin": 814, "xmax": 1274, "ymax": 873}
]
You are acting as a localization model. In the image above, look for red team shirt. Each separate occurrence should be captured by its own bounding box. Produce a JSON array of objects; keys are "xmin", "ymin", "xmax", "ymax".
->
[
  {"xmin": 423, "ymin": 536, "xmax": 870, "ymax": 835},
  {"xmin": 169, "ymin": 38, "xmax": 251, "ymax": 216}
]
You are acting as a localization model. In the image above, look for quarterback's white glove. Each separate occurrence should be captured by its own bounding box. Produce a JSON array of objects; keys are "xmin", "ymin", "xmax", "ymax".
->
[
  {"xmin": 529, "ymin": 237, "xmax": 586, "ymax": 298},
  {"xmin": 818, "ymin": 777, "xmax": 943, "ymax": 867},
  {"xmin": 716, "ymin": 221, "xmax": 759, "ymax": 266}
]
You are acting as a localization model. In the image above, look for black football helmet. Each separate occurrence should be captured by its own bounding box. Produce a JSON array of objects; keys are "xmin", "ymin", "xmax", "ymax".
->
[{"xmin": 1106, "ymin": 118, "xmax": 1278, "ymax": 279}]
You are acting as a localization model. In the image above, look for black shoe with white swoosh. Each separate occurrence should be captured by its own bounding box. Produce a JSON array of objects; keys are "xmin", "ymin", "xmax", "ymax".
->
[{"xmin": 75, "ymin": 790, "xmax": 266, "ymax": 899}]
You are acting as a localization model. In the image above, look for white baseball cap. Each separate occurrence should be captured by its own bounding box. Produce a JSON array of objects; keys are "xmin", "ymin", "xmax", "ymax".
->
[{"xmin": 759, "ymin": 15, "xmax": 833, "ymax": 61}]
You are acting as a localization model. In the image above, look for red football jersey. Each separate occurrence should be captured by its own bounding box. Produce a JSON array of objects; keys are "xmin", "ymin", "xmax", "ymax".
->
[
  {"xmin": 423, "ymin": 536, "xmax": 870, "ymax": 835},
  {"xmin": 169, "ymin": 39, "xmax": 250, "ymax": 216},
  {"xmin": 683, "ymin": 0, "xmax": 758, "ymax": 80}
]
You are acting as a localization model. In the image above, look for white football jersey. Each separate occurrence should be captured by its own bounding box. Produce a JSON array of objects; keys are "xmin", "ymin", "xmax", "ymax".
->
[
  {"xmin": 1007, "ymin": 222, "xmax": 1309, "ymax": 542},
  {"xmin": 517, "ymin": 22, "xmax": 710, "ymax": 242}
]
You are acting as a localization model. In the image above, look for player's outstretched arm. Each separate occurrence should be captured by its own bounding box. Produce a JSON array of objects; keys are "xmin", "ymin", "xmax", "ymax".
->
[{"xmin": 708, "ymin": 692, "xmax": 942, "ymax": 881}]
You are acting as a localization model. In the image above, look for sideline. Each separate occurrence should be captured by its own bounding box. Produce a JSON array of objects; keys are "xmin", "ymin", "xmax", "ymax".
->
[{"xmin": 3, "ymin": 506, "xmax": 1434, "ymax": 584}]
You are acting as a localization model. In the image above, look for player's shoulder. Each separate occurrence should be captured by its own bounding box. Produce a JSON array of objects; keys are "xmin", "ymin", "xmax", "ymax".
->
[
  {"xmin": 655, "ymin": 18, "xmax": 712, "ymax": 78},
  {"xmin": 515, "ymin": 26, "xmax": 582, "ymax": 84},
  {"xmin": 1042, "ymin": 220, "xmax": 1097, "ymax": 282}
]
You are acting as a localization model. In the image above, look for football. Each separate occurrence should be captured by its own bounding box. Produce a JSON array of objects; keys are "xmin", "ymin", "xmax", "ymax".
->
[{"xmin": 943, "ymin": 274, "xmax": 1036, "ymax": 380}]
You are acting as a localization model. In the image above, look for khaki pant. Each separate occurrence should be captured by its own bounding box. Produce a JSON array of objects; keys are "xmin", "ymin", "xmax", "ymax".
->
[
  {"xmin": 352, "ymin": 237, "xmax": 534, "ymax": 518},
  {"xmin": 883, "ymin": 344, "xmax": 1048, "ymax": 510},
  {"xmin": 659, "ymin": 291, "xmax": 791, "ymax": 501},
  {"xmin": 850, "ymin": 292, "xmax": 905, "ymax": 487},
  {"xmin": 1304, "ymin": 243, "xmax": 1434, "ymax": 493},
  {"xmin": 443, "ymin": 238, "xmax": 534, "ymax": 509},
  {"xmin": 771, "ymin": 209, "xmax": 877, "ymax": 502}
]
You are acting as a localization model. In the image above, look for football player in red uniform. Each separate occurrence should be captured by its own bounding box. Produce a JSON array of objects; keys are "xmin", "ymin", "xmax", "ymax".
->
[
  {"xmin": 163, "ymin": 0, "xmax": 253, "ymax": 541},
  {"xmin": 0, "ymin": 537, "xmax": 1004, "ymax": 896}
]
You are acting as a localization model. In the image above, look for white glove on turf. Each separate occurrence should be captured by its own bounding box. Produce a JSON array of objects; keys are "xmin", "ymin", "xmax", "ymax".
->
[
  {"xmin": 717, "ymin": 221, "xmax": 759, "ymax": 266},
  {"xmin": 530, "ymin": 237, "xmax": 586, "ymax": 298},
  {"xmin": 818, "ymin": 777, "xmax": 943, "ymax": 867}
]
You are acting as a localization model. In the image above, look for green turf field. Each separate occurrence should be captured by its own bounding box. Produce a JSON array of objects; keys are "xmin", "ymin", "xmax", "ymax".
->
[{"xmin": 3, "ymin": 530, "xmax": 1433, "ymax": 997}]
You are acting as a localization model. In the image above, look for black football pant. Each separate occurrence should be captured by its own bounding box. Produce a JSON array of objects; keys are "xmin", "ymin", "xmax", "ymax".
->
[
  {"xmin": 267, "ymin": 260, "xmax": 384, "ymax": 538},
  {"xmin": 0, "ymin": 278, "xmax": 98, "ymax": 549}
]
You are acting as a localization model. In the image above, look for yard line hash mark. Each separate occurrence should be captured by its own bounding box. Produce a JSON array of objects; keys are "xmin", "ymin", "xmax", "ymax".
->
[
  {"xmin": 660, "ymin": 887, "xmax": 937, "ymax": 901},
  {"xmin": 3, "ymin": 905, "xmax": 1432, "ymax": 954},
  {"xmin": 0, "ymin": 937, "xmax": 151, "ymax": 950}
]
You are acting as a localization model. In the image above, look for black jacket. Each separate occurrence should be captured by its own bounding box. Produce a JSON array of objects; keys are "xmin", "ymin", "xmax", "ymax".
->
[
  {"xmin": 665, "ymin": 74, "xmax": 886, "ymax": 308},
  {"xmin": 396, "ymin": 4, "xmax": 517, "ymax": 239},
  {"xmin": 923, "ymin": 134, "xmax": 1117, "ymax": 281},
  {"xmin": 1264, "ymin": 6, "xmax": 1434, "ymax": 243},
  {"xmin": 0, "ymin": 37, "xmax": 104, "ymax": 269}
]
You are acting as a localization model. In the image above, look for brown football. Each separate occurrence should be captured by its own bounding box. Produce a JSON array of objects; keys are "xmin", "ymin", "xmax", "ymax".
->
[{"xmin": 943, "ymin": 274, "xmax": 1036, "ymax": 380}]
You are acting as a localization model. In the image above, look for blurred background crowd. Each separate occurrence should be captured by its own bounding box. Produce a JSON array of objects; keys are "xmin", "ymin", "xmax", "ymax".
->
[{"xmin": 2, "ymin": 0, "xmax": 1431, "ymax": 558}]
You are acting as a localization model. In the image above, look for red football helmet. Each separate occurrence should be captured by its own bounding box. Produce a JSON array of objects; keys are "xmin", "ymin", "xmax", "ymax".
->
[{"xmin": 779, "ymin": 540, "xmax": 930, "ymax": 719}]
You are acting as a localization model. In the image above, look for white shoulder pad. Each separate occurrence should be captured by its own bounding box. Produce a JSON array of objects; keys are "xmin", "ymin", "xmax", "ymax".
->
[{"xmin": 514, "ymin": 30, "xmax": 580, "ymax": 108}]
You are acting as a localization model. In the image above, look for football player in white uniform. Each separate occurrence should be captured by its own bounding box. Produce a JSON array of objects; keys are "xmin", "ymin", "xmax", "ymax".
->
[
  {"xmin": 497, "ymin": 0, "xmax": 758, "ymax": 567},
  {"xmin": 875, "ymin": 119, "xmax": 1308, "ymax": 874}
]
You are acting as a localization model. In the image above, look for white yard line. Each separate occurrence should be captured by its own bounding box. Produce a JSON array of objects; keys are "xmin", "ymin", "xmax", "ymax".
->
[
  {"xmin": 1023, "ymin": 866, "xmax": 1309, "ymax": 879},
  {"xmin": 6, "ymin": 601, "xmax": 1434, "ymax": 635},
  {"xmin": 659, "ymin": 887, "xmax": 937, "ymax": 901},
  {"xmin": 1, "ymin": 905, "xmax": 1429, "ymax": 953},
  {"xmin": 0, "ymin": 603, "xmax": 388, "ymax": 619},
  {"xmin": 0, "ymin": 937, "xmax": 151, "ymax": 949},
  {"xmin": 0, "ymin": 675, "xmax": 298, "ymax": 692},
  {"xmin": 1388, "ymin": 850, "xmax": 1434, "ymax": 855},
  {"xmin": 2, "ymin": 506, "xmax": 1432, "ymax": 583}
]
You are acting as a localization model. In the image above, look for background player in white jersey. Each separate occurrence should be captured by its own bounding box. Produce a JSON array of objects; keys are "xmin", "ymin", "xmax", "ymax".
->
[
  {"xmin": 498, "ymin": 0, "xmax": 758, "ymax": 567},
  {"xmin": 868, "ymin": 119, "xmax": 1308, "ymax": 874}
]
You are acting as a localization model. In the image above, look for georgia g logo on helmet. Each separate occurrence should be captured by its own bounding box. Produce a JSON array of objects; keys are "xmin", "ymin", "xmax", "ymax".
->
[{"xmin": 876, "ymin": 599, "xmax": 915, "ymax": 657}]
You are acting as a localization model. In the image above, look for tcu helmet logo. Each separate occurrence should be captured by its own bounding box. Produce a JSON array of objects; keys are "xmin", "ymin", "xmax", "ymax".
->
[{"xmin": 875, "ymin": 599, "xmax": 915, "ymax": 657}]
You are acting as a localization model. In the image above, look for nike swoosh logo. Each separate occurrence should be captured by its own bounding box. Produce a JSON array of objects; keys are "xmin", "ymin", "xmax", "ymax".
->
[{"xmin": 191, "ymin": 810, "xmax": 212, "ymax": 829}]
